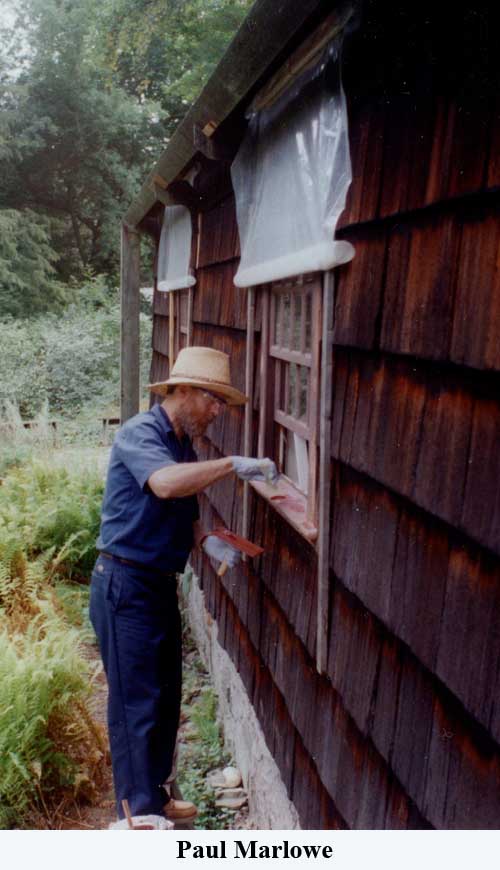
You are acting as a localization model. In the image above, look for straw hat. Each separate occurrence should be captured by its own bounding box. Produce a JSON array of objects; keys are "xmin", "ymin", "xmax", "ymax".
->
[{"xmin": 148, "ymin": 346, "xmax": 247, "ymax": 406}]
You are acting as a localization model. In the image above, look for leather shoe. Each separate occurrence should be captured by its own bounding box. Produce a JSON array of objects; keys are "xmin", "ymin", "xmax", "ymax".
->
[{"xmin": 164, "ymin": 798, "xmax": 198, "ymax": 821}]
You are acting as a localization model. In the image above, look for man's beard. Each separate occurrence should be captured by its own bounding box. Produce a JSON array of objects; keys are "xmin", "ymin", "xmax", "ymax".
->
[{"xmin": 176, "ymin": 406, "xmax": 210, "ymax": 440}]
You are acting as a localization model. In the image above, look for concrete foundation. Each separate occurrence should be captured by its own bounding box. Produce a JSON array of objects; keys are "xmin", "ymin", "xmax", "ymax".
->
[{"xmin": 182, "ymin": 570, "xmax": 300, "ymax": 830}]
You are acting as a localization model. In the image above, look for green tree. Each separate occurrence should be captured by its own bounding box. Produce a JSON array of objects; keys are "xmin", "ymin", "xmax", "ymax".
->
[
  {"xmin": 0, "ymin": 0, "xmax": 253, "ymax": 300},
  {"xmin": 0, "ymin": 0, "xmax": 166, "ymax": 282},
  {"xmin": 93, "ymin": 0, "xmax": 254, "ymax": 136},
  {"xmin": 0, "ymin": 210, "xmax": 67, "ymax": 318}
]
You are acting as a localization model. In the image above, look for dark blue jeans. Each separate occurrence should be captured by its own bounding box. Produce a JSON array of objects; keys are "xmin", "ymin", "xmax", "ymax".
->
[{"xmin": 89, "ymin": 554, "xmax": 182, "ymax": 818}]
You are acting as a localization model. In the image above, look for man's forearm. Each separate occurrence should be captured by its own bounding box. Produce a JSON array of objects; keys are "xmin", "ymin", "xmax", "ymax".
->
[{"xmin": 148, "ymin": 457, "xmax": 234, "ymax": 499}]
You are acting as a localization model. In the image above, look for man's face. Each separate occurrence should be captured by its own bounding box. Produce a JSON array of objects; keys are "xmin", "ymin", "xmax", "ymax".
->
[{"xmin": 177, "ymin": 387, "xmax": 225, "ymax": 438}]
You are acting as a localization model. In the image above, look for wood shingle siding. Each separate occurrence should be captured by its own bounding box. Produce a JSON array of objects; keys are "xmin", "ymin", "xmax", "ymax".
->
[
  {"xmin": 134, "ymin": 0, "xmax": 500, "ymax": 828},
  {"xmin": 336, "ymin": 204, "xmax": 500, "ymax": 371},
  {"xmin": 330, "ymin": 351, "xmax": 500, "ymax": 552}
]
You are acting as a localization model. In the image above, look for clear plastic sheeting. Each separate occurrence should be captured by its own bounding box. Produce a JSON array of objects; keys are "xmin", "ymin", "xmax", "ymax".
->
[
  {"xmin": 157, "ymin": 204, "xmax": 196, "ymax": 292},
  {"xmin": 232, "ymin": 38, "xmax": 354, "ymax": 288}
]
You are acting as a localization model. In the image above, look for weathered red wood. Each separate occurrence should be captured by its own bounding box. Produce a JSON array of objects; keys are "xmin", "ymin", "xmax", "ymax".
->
[
  {"xmin": 330, "ymin": 350, "xmax": 500, "ymax": 554},
  {"xmin": 487, "ymin": 97, "xmax": 500, "ymax": 189},
  {"xmin": 450, "ymin": 208, "xmax": 500, "ymax": 371},
  {"xmin": 333, "ymin": 224, "xmax": 387, "ymax": 350},
  {"xmin": 149, "ymin": 349, "xmax": 168, "ymax": 385},
  {"xmin": 151, "ymin": 315, "xmax": 170, "ymax": 358},
  {"xmin": 197, "ymin": 194, "xmax": 240, "ymax": 268},
  {"xmin": 193, "ymin": 260, "xmax": 247, "ymax": 330},
  {"xmin": 378, "ymin": 94, "xmax": 436, "ymax": 217},
  {"xmin": 338, "ymin": 97, "xmax": 385, "ymax": 228},
  {"xmin": 328, "ymin": 461, "xmax": 500, "ymax": 740},
  {"xmin": 380, "ymin": 212, "xmax": 460, "ymax": 360}
]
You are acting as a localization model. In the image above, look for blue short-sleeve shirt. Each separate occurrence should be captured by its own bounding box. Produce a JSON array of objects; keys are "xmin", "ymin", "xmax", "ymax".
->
[{"xmin": 97, "ymin": 404, "xmax": 199, "ymax": 571}]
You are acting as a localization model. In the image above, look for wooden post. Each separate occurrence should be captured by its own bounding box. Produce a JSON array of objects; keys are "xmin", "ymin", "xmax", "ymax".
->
[
  {"xmin": 316, "ymin": 270, "xmax": 335, "ymax": 674},
  {"xmin": 307, "ymin": 282, "xmax": 322, "ymax": 525},
  {"xmin": 169, "ymin": 291, "xmax": 175, "ymax": 372},
  {"xmin": 120, "ymin": 223, "xmax": 141, "ymax": 423},
  {"xmin": 187, "ymin": 287, "xmax": 194, "ymax": 346},
  {"xmin": 242, "ymin": 287, "xmax": 256, "ymax": 539},
  {"xmin": 258, "ymin": 286, "xmax": 270, "ymax": 458}
]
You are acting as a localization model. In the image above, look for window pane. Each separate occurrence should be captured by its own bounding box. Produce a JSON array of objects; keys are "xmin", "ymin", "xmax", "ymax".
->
[
  {"xmin": 291, "ymin": 293, "xmax": 301, "ymax": 351},
  {"xmin": 273, "ymin": 293, "xmax": 280, "ymax": 346},
  {"xmin": 276, "ymin": 359, "xmax": 287, "ymax": 412},
  {"xmin": 289, "ymin": 363, "xmax": 297, "ymax": 416},
  {"xmin": 299, "ymin": 366, "xmax": 308, "ymax": 420},
  {"xmin": 285, "ymin": 430, "xmax": 308, "ymax": 493},
  {"xmin": 283, "ymin": 293, "xmax": 291, "ymax": 348},
  {"xmin": 305, "ymin": 292, "xmax": 312, "ymax": 351}
]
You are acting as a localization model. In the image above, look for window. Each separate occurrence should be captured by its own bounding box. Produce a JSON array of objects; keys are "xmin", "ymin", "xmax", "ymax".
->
[
  {"xmin": 232, "ymin": 32, "xmax": 353, "ymax": 544},
  {"xmin": 253, "ymin": 276, "xmax": 322, "ymax": 539}
]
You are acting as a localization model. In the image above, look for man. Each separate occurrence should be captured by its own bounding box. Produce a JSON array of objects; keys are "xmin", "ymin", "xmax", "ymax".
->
[{"xmin": 90, "ymin": 346, "xmax": 277, "ymax": 823}]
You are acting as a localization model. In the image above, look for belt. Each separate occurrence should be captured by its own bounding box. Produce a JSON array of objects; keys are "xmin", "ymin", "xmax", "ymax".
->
[{"xmin": 99, "ymin": 551, "xmax": 177, "ymax": 576}]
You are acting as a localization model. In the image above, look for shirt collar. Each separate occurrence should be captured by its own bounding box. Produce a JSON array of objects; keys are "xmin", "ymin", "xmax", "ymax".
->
[
  {"xmin": 150, "ymin": 402, "xmax": 192, "ymax": 450},
  {"xmin": 150, "ymin": 402, "xmax": 173, "ymax": 433}
]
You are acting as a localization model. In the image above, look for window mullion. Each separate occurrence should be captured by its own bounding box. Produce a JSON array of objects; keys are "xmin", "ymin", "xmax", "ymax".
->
[{"xmin": 307, "ymin": 283, "xmax": 322, "ymax": 524}]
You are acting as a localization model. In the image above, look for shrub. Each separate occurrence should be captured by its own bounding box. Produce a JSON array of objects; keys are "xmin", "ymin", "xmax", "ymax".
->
[{"xmin": 0, "ymin": 289, "xmax": 152, "ymax": 421}]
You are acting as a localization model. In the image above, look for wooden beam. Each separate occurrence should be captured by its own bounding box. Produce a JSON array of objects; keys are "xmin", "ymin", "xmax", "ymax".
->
[
  {"xmin": 242, "ymin": 287, "xmax": 256, "ymax": 540},
  {"xmin": 251, "ymin": 4, "xmax": 355, "ymax": 112},
  {"xmin": 258, "ymin": 286, "xmax": 270, "ymax": 458},
  {"xmin": 120, "ymin": 224, "xmax": 141, "ymax": 423},
  {"xmin": 152, "ymin": 183, "xmax": 177, "ymax": 207},
  {"xmin": 152, "ymin": 174, "xmax": 168, "ymax": 189},
  {"xmin": 169, "ymin": 292, "xmax": 175, "ymax": 373},
  {"xmin": 316, "ymin": 270, "xmax": 335, "ymax": 674},
  {"xmin": 193, "ymin": 124, "xmax": 238, "ymax": 163},
  {"xmin": 307, "ymin": 283, "xmax": 322, "ymax": 526},
  {"xmin": 187, "ymin": 287, "xmax": 194, "ymax": 346}
]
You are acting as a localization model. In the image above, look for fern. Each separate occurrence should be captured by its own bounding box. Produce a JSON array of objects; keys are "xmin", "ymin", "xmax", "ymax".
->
[{"xmin": 0, "ymin": 457, "xmax": 107, "ymax": 828}]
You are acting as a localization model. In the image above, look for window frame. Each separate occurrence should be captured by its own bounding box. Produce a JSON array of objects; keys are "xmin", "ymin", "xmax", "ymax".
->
[{"xmin": 252, "ymin": 274, "xmax": 322, "ymax": 541}]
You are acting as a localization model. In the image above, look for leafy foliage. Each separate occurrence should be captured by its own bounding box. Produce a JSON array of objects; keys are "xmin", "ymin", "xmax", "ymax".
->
[
  {"xmin": 0, "ymin": 287, "xmax": 152, "ymax": 419},
  {"xmin": 0, "ymin": 457, "xmax": 108, "ymax": 828},
  {"xmin": 0, "ymin": 0, "xmax": 253, "ymax": 294},
  {"xmin": 0, "ymin": 0, "xmax": 166, "ymax": 284},
  {"xmin": 96, "ymin": 0, "xmax": 254, "ymax": 133},
  {"xmin": 0, "ymin": 575, "xmax": 107, "ymax": 829},
  {"xmin": 0, "ymin": 459, "xmax": 104, "ymax": 578},
  {"xmin": 0, "ymin": 210, "xmax": 69, "ymax": 318}
]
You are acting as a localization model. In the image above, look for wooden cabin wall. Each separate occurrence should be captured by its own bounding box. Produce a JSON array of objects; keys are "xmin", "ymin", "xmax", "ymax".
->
[{"xmin": 150, "ymin": 2, "xmax": 500, "ymax": 828}]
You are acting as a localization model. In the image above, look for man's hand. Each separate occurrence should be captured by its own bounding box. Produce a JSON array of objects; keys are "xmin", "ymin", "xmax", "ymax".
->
[
  {"xmin": 202, "ymin": 535, "xmax": 241, "ymax": 569},
  {"xmin": 231, "ymin": 456, "xmax": 279, "ymax": 484}
]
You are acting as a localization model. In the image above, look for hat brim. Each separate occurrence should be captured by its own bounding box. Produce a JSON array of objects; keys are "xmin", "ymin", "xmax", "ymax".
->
[{"xmin": 147, "ymin": 376, "xmax": 247, "ymax": 406}]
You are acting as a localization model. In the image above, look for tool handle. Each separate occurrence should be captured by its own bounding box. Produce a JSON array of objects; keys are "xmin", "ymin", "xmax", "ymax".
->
[{"xmin": 217, "ymin": 559, "xmax": 229, "ymax": 577}]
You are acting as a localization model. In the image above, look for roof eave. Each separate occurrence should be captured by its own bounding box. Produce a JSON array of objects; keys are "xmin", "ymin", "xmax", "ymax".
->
[{"xmin": 124, "ymin": 0, "xmax": 346, "ymax": 228}]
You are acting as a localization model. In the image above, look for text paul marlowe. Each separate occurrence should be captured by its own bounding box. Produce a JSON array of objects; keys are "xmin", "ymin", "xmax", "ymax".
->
[{"xmin": 176, "ymin": 840, "xmax": 334, "ymax": 859}]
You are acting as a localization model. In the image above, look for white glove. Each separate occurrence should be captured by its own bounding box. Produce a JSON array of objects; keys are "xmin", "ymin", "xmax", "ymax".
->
[
  {"xmin": 202, "ymin": 535, "xmax": 241, "ymax": 569},
  {"xmin": 231, "ymin": 456, "xmax": 279, "ymax": 484}
]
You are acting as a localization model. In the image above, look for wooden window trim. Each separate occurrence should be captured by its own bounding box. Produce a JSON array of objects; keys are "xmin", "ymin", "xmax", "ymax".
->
[
  {"xmin": 250, "ymin": 477, "xmax": 317, "ymax": 543},
  {"xmin": 256, "ymin": 276, "xmax": 322, "ymax": 542}
]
